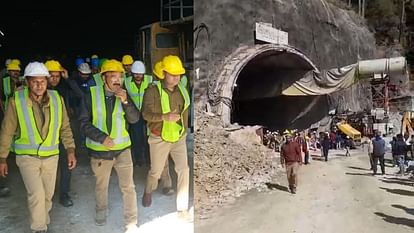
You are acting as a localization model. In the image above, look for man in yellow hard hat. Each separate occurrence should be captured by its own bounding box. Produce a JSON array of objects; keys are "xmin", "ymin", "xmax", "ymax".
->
[
  {"xmin": 121, "ymin": 55, "xmax": 134, "ymax": 78},
  {"xmin": 0, "ymin": 62, "xmax": 76, "ymax": 233},
  {"xmin": 45, "ymin": 60, "xmax": 83, "ymax": 208},
  {"xmin": 142, "ymin": 55, "xmax": 192, "ymax": 221},
  {"xmin": 78, "ymin": 59, "xmax": 139, "ymax": 231},
  {"xmin": 0, "ymin": 61, "xmax": 24, "ymax": 113}
]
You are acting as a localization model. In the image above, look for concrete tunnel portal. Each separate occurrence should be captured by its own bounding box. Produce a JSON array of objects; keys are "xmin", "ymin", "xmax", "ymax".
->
[{"xmin": 217, "ymin": 44, "xmax": 330, "ymax": 131}]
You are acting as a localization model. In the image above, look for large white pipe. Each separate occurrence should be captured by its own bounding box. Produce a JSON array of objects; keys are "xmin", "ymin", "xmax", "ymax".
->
[{"xmin": 358, "ymin": 56, "xmax": 407, "ymax": 75}]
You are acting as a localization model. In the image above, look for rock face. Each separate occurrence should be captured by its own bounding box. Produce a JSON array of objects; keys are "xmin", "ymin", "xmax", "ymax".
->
[
  {"xmin": 193, "ymin": 0, "xmax": 378, "ymax": 220},
  {"xmin": 194, "ymin": 0, "xmax": 376, "ymax": 113}
]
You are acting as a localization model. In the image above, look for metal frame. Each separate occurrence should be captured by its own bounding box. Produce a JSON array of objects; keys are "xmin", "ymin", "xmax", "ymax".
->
[{"xmin": 160, "ymin": 0, "xmax": 193, "ymax": 26}]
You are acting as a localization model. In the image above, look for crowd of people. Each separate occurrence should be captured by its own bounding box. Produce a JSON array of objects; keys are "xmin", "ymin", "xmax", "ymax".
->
[{"xmin": 0, "ymin": 54, "xmax": 192, "ymax": 233}]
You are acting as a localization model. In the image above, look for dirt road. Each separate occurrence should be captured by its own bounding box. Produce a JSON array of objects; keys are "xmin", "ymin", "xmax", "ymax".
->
[{"xmin": 196, "ymin": 149, "xmax": 414, "ymax": 233}]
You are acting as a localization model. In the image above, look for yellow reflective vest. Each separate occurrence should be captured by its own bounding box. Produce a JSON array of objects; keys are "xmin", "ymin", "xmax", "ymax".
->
[
  {"xmin": 124, "ymin": 74, "xmax": 152, "ymax": 111},
  {"xmin": 85, "ymin": 86, "xmax": 131, "ymax": 151},
  {"xmin": 14, "ymin": 88, "xmax": 63, "ymax": 156},
  {"xmin": 157, "ymin": 81, "xmax": 190, "ymax": 143}
]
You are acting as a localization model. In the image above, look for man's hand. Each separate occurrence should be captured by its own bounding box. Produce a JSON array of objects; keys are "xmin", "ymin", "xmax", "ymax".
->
[
  {"xmin": 162, "ymin": 109, "xmax": 181, "ymax": 122},
  {"xmin": 114, "ymin": 88, "xmax": 128, "ymax": 103},
  {"xmin": 0, "ymin": 163, "xmax": 8, "ymax": 177},
  {"xmin": 67, "ymin": 152, "xmax": 77, "ymax": 170},
  {"xmin": 61, "ymin": 67, "xmax": 69, "ymax": 79},
  {"xmin": 103, "ymin": 136, "xmax": 114, "ymax": 148}
]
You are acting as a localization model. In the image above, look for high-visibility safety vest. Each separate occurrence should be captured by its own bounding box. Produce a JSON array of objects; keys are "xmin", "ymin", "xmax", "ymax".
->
[
  {"xmin": 181, "ymin": 75, "xmax": 188, "ymax": 88},
  {"xmin": 85, "ymin": 86, "xmax": 131, "ymax": 151},
  {"xmin": 93, "ymin": 73, "xmax": 104, "ymax": 86},
  {"xmin": 3, "ymin": 76, "xmax": 11, "ymax": 109},
  {"xmin": 14, "ymin": 88, "xmax": 63, "ymax": 156},
  {"xmin": 157, "ymin": 81, "xmax": 190, "ymax": 143},
  {"xmin": 124, "ymin": 74, "xmax": 153, "ymax": 111}
]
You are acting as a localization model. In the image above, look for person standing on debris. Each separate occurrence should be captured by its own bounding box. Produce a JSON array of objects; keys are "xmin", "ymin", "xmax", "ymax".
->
[
  {"xmin": 78, "ymin": 59, "xmax": 139, "ymax": 231},
  {"xmin": 280, "ymin": 133, "xmax": 302, "ymax": 194},
  {"xmin": 371, "ymin": 132, "xmax": 386, "ymax": 175},
  {"xmin": 321, "ymin": 133, "xmax": 331, "ymax": 161},
  {"xmin": 0, "ymin": 62, "xmax": 76, "ymax": 233},
  {"xmin": 141, "ymin": 55, "xmax": 192, "ymax": 221},
  {"xmin": 45, "ymin": 60, "xmax": 83, "ymax": 207},
  {"xmin": 394, "ymin": 134, "xmax": 409, "ymax": 176}
]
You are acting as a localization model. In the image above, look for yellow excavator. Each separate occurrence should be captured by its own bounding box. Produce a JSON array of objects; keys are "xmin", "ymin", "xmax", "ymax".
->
[
  {"xmin": 336, "ymin": 121, "xmax": 362, "ymax": 145},
  {"xmin": 401, "ymin": 111, "xmax": 414, "ymax": 136}
]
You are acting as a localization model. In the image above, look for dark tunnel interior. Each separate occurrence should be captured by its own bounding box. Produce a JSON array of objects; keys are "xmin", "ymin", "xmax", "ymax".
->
[{"xmin": 231, "ymin": 50, "xmax": 330, "ymax": 130}]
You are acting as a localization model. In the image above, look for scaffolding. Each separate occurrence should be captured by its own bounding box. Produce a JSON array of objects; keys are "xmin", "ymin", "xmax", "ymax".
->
[{"xmin": 160, "ymin": 0, "xmax": 193, "ymax": 26}]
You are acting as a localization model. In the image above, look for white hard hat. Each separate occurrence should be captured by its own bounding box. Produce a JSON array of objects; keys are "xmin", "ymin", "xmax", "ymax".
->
[
  {"xmin": 78, "ymin": 63, "xmax": 91, "ymax": 74},
  {"xmin": 131, "ymin": 61, "xmax": 145, "ymax": 74},
  {"xmin": 24, "ymin": 62, "xmax": 50, "ymax": 77},
  {"xmin": 5, "ymin": 59, "xmax": 12, "ymax": 67}
]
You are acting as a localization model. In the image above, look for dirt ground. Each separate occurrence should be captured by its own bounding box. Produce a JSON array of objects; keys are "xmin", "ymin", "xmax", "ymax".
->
[
  {"xmin": 196, "ymin": 148, "xmax": 414, "ymax": 233},
  {"xmin": 0, "ymin": 133, "xmax": 194, "ymax": 233}
]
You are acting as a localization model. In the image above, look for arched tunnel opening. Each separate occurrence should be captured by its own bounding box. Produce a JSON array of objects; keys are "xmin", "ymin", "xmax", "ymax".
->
[{"xmin": 230, "ymin": 49, "xmax": 330, "ymax": 130}]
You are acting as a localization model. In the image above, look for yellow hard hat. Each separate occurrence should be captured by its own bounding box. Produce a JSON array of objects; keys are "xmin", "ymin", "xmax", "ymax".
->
[
  {"xmin": 100, "ymin": 59, "xmax": 125, "ymax": 74},
  {"xmin": 45, "ymin": 60, "xmax": 62, "ymax": 72},
  {"xmin": 11, "ymin": 59, "xmax": 21, "ymax": 66},
  {"xmin": 7, "ymin": 62, "xmax": 21, "ymax": 71},
  {"xmin": 121, "ymin": 55, "xmax": 133, "ymax": 65},
  {"xmin": 153, "ymin": 61, "xmax": 164, "ymax": 79},
  {"xmin": 162, "ymin": 55, "xmax": 185, "ymax": 75},
  {"xmin": 91, "ymin": 54, "xmax": 99, "ymax": 59}
]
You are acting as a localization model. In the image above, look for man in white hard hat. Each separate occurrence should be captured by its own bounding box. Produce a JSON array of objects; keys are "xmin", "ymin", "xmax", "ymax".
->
[
  {"xmin": 0, "ymin": 62, "xmax": 76, "ymax": 233},
  {"xmin": 125, "ymin": 61, "xmax": 174, "ymax": 195}
]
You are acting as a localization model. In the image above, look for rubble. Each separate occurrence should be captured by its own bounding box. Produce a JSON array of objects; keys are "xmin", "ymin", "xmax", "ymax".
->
[{"xmin": 194, "ymin": 107, "xmax": 280, "ymax": 219}]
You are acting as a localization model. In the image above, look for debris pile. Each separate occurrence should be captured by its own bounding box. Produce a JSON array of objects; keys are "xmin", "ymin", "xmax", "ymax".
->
[{"xmin": 194, "ymin": 108, "xmax": 279, "ymax": 219}]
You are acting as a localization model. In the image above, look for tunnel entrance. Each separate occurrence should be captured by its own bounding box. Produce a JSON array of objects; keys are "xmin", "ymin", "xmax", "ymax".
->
[{"xmin": 216, "ymin": 44, "xmax": 330, "ymax": 131}]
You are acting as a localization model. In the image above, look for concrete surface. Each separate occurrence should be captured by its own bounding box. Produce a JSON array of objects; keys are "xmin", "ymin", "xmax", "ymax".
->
[
  {"xmin": 0, "ymin": 133, "xmax": 194, "ymax": 233},
  {"xmin": 196, "ymin": 148, "xmax": 414, "ymax": 233}
]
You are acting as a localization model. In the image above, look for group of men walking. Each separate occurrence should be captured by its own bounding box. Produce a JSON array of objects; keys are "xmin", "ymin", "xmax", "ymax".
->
[{"xmin": 0, "ymin": 54, "xmax": 192, "ymax": 233}]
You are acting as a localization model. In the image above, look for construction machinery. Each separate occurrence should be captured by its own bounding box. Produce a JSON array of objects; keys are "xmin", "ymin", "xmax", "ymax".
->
[
  {"xmin": 336, "ymin": 121, "xmax": 362, "ymax": 145},
  {"xmin": 401, "ymin": 111, "xmax": 414, "ymax": 136}
]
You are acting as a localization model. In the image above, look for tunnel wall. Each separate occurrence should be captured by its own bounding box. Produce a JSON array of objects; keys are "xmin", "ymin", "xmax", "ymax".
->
[{"xmin": 194, "ymin": 0, "xmax": 376, "ymax": 121}]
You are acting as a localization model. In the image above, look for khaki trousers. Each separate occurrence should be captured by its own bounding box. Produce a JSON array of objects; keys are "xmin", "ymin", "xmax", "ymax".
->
[
  {"xmin": 160, "ymin": 159, "xmax": 172, "ymax": 188},
  {"xmin": 145, "ymin": 134, "xmax": 189, "ymax": 211},
  {"xmin": 16, "ymin": 155, "xmax": 59, "ymax": 232},
  {"xmin": 90, "ymin": 149, "xmax": 137, "ymax": 226},
  {"xmin": 286, "ymin": 162, "xmax": 299, "ymax": 189}
]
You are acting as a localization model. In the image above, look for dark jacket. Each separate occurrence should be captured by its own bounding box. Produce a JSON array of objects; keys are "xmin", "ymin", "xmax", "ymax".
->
[
  {"xmin": 79, "ymin": 88, "xmax": 139, "ymax": 160},
  {"xmin": 372, "ymin": 138, "xmax": 385, "ymax": 156},
  {"xmin": 49, "ymin": 78, "xmax": 84, "ymax": 110},
  {"xmin": 394, "ymin": 140, "xmax": 408, "ymax": 156}
]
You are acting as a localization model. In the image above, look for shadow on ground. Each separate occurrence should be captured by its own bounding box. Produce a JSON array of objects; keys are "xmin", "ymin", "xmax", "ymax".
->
[
  {"xmin": 392, "ymin": 204, "xmax": 414, "ymax": 216},
  {"xmin": 345, "ymin": 172, "xmax": 373, "ymax": 176},
  {"xmin": 379, "ymin": 187, "xmax": 414, "ymax": 196},
  {"xmin": 265, "ymin": 183, "xmax": 289, "ymax": 193},
  {"xmin": 375, "ymin": 212, "xmax": 414, "ymax": 228}
]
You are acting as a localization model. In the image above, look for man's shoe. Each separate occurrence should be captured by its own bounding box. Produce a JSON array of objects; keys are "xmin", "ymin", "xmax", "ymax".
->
[
  {"xmin": 59, "ymin": 194, "xmax": 73, "ymax": 207},
  {"xmin": 95, "ymin": 209, "xmax": 107, "ymax": 226},
  {"xmin": 290, "ymin": 188, "xmax": 296, "ymax": 194},
  {"xmin": 162, "ymin": 187, "xmax": 175, "ymax": 196},
  {"xmin": 142, "ymin": 192, "xmax": 152, "ymax": 207},
  {"xmin": 0, "ymin": 186, "xmax": 10, "ymax": 197},
  {"xmin": 125, "ymin": 224, "xmax": 139, "ymax": 233},
  {"xmin": 177, "ymin": 210, "xmax": 193, "ymax": 223}
]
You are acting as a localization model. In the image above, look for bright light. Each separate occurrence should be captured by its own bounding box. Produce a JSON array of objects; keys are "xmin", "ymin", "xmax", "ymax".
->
[
  {"xmin": 0, "ymin": 30, "xmax": 4, "ymax": 36},
  {"xmin": 134, "ymin": 206, "xmax": 194, "ymax": 233}
]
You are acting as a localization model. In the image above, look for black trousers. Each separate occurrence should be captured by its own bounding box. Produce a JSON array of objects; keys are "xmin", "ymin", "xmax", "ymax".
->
[
  {"xmin": 323, "ymin": 148, "xmax": 329, "ymax": 161},
  {"xmin": 129, "ymin": 116, "xmax": 150, "ymax": 166},
  {"xmin": 304, "ymin": 151, "xmax": 310, "ymax": 164},
  {"xmin": 58, "ymin": 143, "xmax": 71, "ymax": 199},
  {"xmin": 373, "ymin": 155, "xmax": 385, "ymax": 174}
]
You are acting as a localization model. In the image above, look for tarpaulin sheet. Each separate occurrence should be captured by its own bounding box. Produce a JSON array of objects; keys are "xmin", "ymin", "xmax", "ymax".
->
[{"xmin": 282, "ymin": 64, "xmax": 357, "ymax": 96}]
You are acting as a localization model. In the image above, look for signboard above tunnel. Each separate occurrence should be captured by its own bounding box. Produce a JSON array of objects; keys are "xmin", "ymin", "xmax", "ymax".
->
[{"xmin": 255, "ymin": 22, "xmax": 288, "ymax": 45}]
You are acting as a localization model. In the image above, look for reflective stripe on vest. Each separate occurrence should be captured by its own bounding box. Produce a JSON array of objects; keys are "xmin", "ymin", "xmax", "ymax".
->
[
  {"xmin": 156, "ymin": 81, "xmax": 190, "ymax": 143},
  {"xmin": 85, "ymin": 86, "xmax": 131, "ymax": 151},
  {"xmin": 125, "ymin": 74, "xmax": 152, "ymax": 110},
  {"xmin": 14, "ymin": 88, "xmax": 63, "ymax": 156},
  {"xmin": 3, "ymin": 76, "xmax": 11, "ymax": 109},
  {"xmin": 93, "ymin": 73, "xmax": 104, "ymax": 86},
  {"xmin": 181, "ymin": 75, "xmax": 188, "ymax": 87}
]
